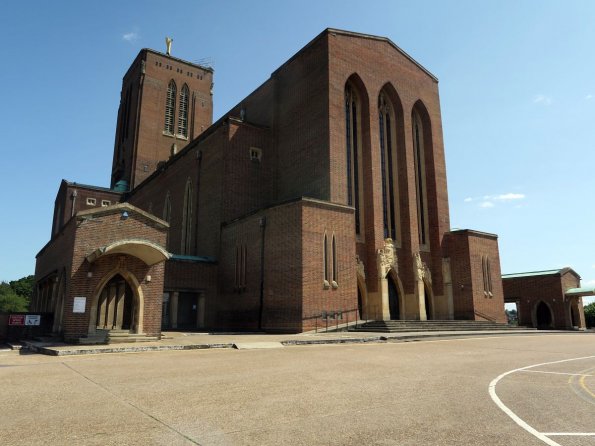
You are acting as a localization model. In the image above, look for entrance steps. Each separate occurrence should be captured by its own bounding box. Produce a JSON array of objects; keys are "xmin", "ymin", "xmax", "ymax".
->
[
  {"xmin": 78, "ymin": 329, "xmax": 159, "ymax": 344},
  {"xmin": 350, "ymin": 320, "xmax": 534, "ymax": 333},
  {"xmin": 107, "ymin": 329, "xmax": 159, "ymax": 343}
]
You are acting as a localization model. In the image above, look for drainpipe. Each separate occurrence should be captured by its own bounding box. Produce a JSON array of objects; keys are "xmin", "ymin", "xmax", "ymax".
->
[
  {"xmin": 71, "ymin": 189, "xmax": 78, "ymax": 217},
  {"xmin": 193, "ymin": 150, "xmax": 202, "ymax": 254},
  {"xmin": 258, "ymin": 216, "xmax": 267, "ymax": 331}
]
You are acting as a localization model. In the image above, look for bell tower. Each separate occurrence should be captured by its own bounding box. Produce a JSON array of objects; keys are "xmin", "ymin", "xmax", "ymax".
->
[{"xmin": 111, "ymin": 40, "xmax": 213, "ymax": 190}]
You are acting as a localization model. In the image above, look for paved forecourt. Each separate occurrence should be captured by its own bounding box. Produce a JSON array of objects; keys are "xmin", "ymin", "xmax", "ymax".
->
[{"xmin": 1, "ymin": 333, "xmax": 594, "ymax": 445}]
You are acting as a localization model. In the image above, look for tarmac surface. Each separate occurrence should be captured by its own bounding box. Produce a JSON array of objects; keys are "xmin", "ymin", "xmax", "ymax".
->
[{"xmin": 1, "ymin": 332, "xmax": 594, "ymax": 445}]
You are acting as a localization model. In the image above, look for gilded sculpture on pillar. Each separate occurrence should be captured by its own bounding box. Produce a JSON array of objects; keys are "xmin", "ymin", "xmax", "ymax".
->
[{"xmin": 377, "ymin": 238, "xmax": 398, "ymax": 278}]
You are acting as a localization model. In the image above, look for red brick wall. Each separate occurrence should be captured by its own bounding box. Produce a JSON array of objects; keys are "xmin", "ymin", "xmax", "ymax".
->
[
  {"xmin": 443, "ymin": 230, "xmax": 506, "ymax": 323},
  {"xmin": 128, "ymin": 125, "xmax": 226, "ymax": 257},
  {"xmin": 301, "ymin": 200, "xmax": 357, "ymax": 331},
  {"xmin": 35, "ymin": 218, "xmax": 77, "ymax": 310}
]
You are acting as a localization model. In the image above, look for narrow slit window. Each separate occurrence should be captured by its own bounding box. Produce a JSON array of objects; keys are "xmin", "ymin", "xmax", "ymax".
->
[
  {"xmin": 323, "ymin": 234, "xmax": 329, "ymax": 286},
  {"xmin": 332, "ymin": 235, "xmax": 337, "ymax": 285}
]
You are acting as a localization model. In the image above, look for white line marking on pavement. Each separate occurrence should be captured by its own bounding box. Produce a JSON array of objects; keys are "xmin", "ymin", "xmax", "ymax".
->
[
  {"xmin": 520, "ymin": 370, "xmax": 593, "ymax": 377},
  {"xmin": 543, "ymin": 433, "xmax": 595, "ymax": 436},
  {"xmin": 489, "ymin": 355, "xmax": 595, "ymax": 446}
]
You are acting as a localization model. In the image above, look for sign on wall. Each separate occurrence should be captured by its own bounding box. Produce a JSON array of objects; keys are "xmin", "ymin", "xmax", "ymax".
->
[
  {"xmin": 73, "ymin": 297, "xmax": 87, "ymax": 313},
  {"xmin": 8, "ymin": 315, "xmax": 25, "ymax": 326},
  {"xmin": 25, "ymin": 315, "xmax": 41, "ymax": 326}
]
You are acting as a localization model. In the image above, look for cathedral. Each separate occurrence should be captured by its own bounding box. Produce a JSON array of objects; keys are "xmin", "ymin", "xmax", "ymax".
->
[{"xmin": 32, "ymin": 29, "xmax": 587, "ymax": 343}]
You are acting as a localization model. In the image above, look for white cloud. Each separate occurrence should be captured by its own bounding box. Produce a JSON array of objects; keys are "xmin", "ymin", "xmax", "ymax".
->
[
  {"xmin": 122, "ymin": 32, "xmax": 139, "ymax": 42},
  {"xmin": 467, "ymin": 192, "xmax": 525, "ymax": 209},
  {"xmin": 584, "ymin": 279, "xmax": 595, "ymax": 286},
  {"xmin": 591, "ymin": 264, "xmax": 595, "ymax": 269},
  {"xmin": 533, "ymin": 94, "xmax": 552, "ymax": 105},
  {"xmin": 585, "ymin": 94, "xmax": 593, "ymax": 100},
  {"xmin": 494, "ymin": 193, "xmax": 525, "ymax": 201}
]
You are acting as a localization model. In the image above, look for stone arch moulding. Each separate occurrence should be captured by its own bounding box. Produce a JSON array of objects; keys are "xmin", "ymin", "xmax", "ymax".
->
[
  {"xmin": 87, "ymin": 267, "xmax": 145, "ymax": 335},
  {"xmin": 86, "ymin": 239, "xmax": 170, "ymax": 266}
]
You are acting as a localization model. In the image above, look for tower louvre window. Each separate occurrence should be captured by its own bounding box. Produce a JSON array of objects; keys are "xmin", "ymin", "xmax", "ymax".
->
[
  {"xmin": 178, "ymin": 84, "xmax": 189, "ymax": 138},
  {"xmin": 164, "ymin": 80, "xmax": 177, "ymax": 134}
]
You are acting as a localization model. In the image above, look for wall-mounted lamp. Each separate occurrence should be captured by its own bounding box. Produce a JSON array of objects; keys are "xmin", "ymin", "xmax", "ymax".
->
[
  {"xmin": 121, "ymin": 211, "xmax": 129, "ymax": 220},
  {"xmin": 145, "ymin": 275, "xmax": 152, "ymax": 283},
  {"xmin": 87, "ymin": 271, "xmax": 93, "ymax": 278}
]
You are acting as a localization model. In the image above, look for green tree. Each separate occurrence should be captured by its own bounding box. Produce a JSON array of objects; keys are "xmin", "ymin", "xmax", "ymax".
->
[
  {"xmin": 584, "ymin": 302, "xmax": 595, "ymax": 328},
  {"xmin": 0, "ymin": 282, "xmax": 29, "ymax": 312},
  {"xmin": 9, "ymin": 275, "xmax": 34, "ymax": 299}
]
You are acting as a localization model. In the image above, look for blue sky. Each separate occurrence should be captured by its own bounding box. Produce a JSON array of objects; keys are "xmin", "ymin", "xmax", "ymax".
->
[{"xmin": 0, "ymin": 1, "xmax": 593, "ymax": 303}]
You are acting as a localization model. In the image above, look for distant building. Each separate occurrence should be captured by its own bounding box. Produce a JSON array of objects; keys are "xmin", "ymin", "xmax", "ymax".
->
[
  {"xmin": 503, "ymin": 268, "xmax": 591, "ymax": 330},
  {"xmin": 33, "ymin": 29, "xmax": 583, "ymax": 343}
]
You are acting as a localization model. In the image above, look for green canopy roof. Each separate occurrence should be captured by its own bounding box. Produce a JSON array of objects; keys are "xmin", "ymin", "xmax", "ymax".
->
[{"xmin": 565, "ymin": 287, "xmax": 595, "ymax": 297}]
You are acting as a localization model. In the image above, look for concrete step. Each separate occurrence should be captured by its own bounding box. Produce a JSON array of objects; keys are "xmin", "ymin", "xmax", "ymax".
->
[
  {"xmin": 107, "ymin": 331, "xmax": 159, "ymax": 343},
  {"xmin": 350, "ymin": 320, "xmax": 535, "ymax": 333}
]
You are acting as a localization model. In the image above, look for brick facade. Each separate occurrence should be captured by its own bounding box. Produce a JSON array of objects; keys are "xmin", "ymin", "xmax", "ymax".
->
[{"xmin": 34, "ymin": 28, "xmax": 585, "ymax": 340}]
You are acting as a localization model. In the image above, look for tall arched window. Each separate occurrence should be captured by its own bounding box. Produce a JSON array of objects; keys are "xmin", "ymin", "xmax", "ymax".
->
[
  {"xmin": 379, "ymin": 92, "xmax": 398, "ymax": 240},
  {"xmin": 412, "ymin": 109, "xmax": 429, "ymax": 246},
  {"xmin": 345, "ymin": 83, "xmax": 362, "ymax": 235},
  {"xmin": 164, "ymin": 80, "xmax": 177, "ymax": 134},
  {"xmin": 181, "ymin": 179, "xmax": 192, "ymax": 254},
  {"xmin": 163, "ymin": 192, "xmax": 171, "ymax": 223},
  {"xmin": 178, "ymin": 84, "xmax": 189, "ymax": 138}
]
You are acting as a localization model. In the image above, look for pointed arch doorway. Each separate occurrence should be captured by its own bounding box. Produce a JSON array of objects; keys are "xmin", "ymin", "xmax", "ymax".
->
[
  {"xmin": 535, "ymin": 301, "xmax": 553, "ymax": 329},
  {"xmin": 96, "ymin": 274, "xmax": 135, "ymax": 331},
  {"xmin": 424, "ymin": 284, "xmax": 433, "ymax": 320},
  {"xmin": 388, "ymin": 276, "xmax": 400, "ymax": 320}
]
